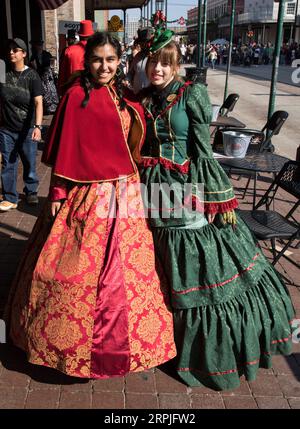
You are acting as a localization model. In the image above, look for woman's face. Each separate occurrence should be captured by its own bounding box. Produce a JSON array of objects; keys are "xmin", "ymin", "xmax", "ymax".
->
[
  {"xmin": 89, "ymin": 44, "xmax": 121, "ymax": 85},
  {"xmin": 147, "ymin": 57, "xmax": 178, "ymax": 89}
]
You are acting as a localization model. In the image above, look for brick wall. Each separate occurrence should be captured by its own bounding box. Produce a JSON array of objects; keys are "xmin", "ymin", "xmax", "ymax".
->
[{"xmin": 43, "ymin": 0, "xmax": 77, "ymax": 57}]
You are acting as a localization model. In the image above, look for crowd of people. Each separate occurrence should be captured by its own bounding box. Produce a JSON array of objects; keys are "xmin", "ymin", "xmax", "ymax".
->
[
  {"xmin": 173, "ymin": 40, "xmax": 300, "ymax": 69},
  {"xmin": 205, "ymin": 41, "xmax": 300, "ymax": 68},
  {"xmin": 0, "ymin": 16, "xmax": 296, "ymax": 391}
]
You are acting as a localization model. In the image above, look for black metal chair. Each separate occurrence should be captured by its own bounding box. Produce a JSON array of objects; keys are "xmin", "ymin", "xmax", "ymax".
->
[
  {"xmin": 210, "ymin": 93, "xmax": 240, "ymax": 140},
  {"xmin": 219, "ymin": 93, "xmax": 240, "ymax": 117},
  {"xmin": 237, "ymin": 160, "xmax": 300, "ymax": 265},
  {"xmin": 220, "ymin": 110, "xmax": 289, "ymax": 199},
  {"xmin": 224, "ymin": 110, "xmax": 289, "ymax": 153}
]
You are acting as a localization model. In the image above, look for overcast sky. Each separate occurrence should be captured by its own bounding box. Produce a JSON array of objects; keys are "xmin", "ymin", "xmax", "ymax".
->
[{"xmin": 109, "ymin": 1, "xmax": 197, "ymax": 21}]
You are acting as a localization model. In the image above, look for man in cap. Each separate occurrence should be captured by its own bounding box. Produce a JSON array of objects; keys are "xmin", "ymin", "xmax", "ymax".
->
[
  {"xmin": 0, "ymin": 38, "xmax": 43, "ymax": 210},
  {"xmin": 58, "ymin": 20, "xmax": 94, "ymax": 96}
]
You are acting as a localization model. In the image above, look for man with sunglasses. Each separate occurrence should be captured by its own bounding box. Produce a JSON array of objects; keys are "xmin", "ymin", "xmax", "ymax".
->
[{"xmin": 0, "ymin": 38, "xmax": 43, "ymax": 211}]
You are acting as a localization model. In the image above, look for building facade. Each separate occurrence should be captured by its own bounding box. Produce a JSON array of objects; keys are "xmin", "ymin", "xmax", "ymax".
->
[
  {"xmin": 0, "ymin": 1, "xmax": 109, "ymax": 65},
  {"xmin": 187, "ymin": 6, "xmax": 199, "ymax": 43},
  {"xmin": 126, "ymin": 17, "xmax": 140, "ymax": 43},
  {"xmin": 95, "ymin": 9, "xmax": 109, "ymax": 32},
  {"xmin": 187, "ymin": 0, "xmax": 300, "ymax": 45},
  {"xmin": 237, "ymin": 0, "xmax": 300, "ymax": 44},
  {"xmin": 0, "ymin": 0, "xmax": 44, "ymax": 59}
]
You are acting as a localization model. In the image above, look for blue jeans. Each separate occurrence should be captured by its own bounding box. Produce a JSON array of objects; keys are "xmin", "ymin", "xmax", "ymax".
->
[{"xmin": 0, "ymin": 128, "xmax": 39, "ymax": 203}]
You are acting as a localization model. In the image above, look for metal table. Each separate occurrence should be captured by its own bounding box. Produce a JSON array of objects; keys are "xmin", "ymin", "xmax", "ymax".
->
[
  {"xmin": 210, "ymin": 116, "xmax": 246, "ymax": 128},
  {"xmin": 217, "ymin": 152, "xmax": 290, "ymax": 208}
]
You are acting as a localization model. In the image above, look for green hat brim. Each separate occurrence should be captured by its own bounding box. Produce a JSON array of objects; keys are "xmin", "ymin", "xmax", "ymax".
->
[{"xmin": 150, "ymin": 29, "xmax": 174, "ymax": 54}]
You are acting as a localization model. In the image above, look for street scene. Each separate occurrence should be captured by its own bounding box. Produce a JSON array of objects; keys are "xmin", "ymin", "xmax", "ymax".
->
[{"xmin": 0, "ymin": 0, "xmax": 300, "ymax": 412}]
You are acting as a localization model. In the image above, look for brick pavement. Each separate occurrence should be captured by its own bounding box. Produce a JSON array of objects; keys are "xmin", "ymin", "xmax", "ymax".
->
[{"xmin": 0, "ymin": 118, "xmax": 300, "ymax": 409}]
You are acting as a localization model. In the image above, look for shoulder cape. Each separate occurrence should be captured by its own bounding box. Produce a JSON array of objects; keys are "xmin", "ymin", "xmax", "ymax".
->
[{"xmin": 42, "ymin": 81, "xmax": 146, "ymax": 182}]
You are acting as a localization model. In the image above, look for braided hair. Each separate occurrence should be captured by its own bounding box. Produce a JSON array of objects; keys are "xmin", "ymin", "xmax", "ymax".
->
[{"xmin": 80, "ymin": 32, "xmax": 126, "ymax": 110}]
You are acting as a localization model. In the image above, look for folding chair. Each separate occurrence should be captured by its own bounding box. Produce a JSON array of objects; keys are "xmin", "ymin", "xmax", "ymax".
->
[
  {"xmin": 237, "ymin": 161, "xmax": 300, "ymax": 265},
  {"xmin": 227, "ymin": 110, "xmax": 289, "ymax": 153}
]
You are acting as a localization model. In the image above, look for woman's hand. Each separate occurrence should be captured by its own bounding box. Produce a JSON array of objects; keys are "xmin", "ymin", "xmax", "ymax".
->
[
  {"xmin": 48, "ymin": 201, "xmax": 62, "ymax": 219},
  {"xmin": 206, "ymin": 213, "xmax": 216, "ymax": 224}
]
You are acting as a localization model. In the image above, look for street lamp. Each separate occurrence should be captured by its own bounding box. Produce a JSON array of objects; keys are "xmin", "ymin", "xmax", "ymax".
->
[{"xmin": 155, "ymin": 0, "xmax": 164, "ymax": 11}]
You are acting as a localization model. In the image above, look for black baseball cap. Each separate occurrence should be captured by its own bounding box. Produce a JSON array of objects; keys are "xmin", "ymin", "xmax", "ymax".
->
[{"xmin": 8, "ymin": 38, "xmax": 28, "ymax": 52}]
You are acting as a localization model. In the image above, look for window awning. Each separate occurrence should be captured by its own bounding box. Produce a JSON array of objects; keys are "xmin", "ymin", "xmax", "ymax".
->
[
  {"xmin": 35, "ymin": 0, "xmax": 150, "ymax": 11},
  {"xmin": 94, "ymin": 0, "xmax": 149, "ymax": 9},
  {"xmin": 35, "ymin": 0, "xmax": 69, "ymax": 10}
]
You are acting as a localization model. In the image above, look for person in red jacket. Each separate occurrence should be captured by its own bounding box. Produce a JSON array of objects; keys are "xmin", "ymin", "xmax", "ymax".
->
[
  {"xmin": 57, "ymin": 20, "xmax": 94, "ymax": 96},
  {"xmin": 5, "ymin": 31, "xmax": 176, "ymax": 380}
]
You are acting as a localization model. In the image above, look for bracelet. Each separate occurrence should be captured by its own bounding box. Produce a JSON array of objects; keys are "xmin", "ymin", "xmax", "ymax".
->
[{"xmin": 34, "ymin": 124, "xmax": 43, "ymax": 130}]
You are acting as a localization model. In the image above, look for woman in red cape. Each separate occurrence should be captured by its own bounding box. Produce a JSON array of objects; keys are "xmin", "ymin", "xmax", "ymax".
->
[{"xmin": 4, "ymin": 32, "xmax": 176, "ymax": 379}]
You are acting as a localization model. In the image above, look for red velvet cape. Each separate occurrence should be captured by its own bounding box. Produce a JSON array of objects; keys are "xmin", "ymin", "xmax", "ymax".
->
[{"xmin": 42, "ymin": 82, "xmax": 146, "ymax": 182}]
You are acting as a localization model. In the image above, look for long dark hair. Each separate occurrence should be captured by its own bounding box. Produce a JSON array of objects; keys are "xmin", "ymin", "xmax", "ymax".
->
[{"xmin": 80, "ymin": 32, "xmax": 126, "ymax": 109}]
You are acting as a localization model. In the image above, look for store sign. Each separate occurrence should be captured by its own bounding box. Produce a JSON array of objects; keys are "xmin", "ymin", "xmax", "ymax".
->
[{"xmin": 58, "ymin": 20, "xmax": 98, "ymax": 35}]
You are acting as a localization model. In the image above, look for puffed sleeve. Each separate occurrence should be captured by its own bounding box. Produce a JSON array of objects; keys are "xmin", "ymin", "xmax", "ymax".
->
[
  {"xmin": 186, "ymin": 83, "xmax": 238, "ymax": 220},
  {"xmin": 48, "ymin": 174, "xmax": 69, "ymax": 202}
]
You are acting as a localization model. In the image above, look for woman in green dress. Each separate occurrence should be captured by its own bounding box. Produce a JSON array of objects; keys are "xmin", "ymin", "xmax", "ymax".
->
[{"xmin": 137, "ymin": 28, "xmax": 296, "ymax": 391}]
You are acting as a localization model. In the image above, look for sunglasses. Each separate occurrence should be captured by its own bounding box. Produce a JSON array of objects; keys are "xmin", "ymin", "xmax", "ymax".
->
[{"xmin": 9, "ymin": 48, "xmax": 24, "ymax": 53}]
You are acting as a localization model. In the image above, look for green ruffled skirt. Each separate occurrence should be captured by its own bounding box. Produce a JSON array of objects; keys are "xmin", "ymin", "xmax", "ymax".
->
[
  {"xmin": 139, "ymin": 165, "xmax": 295, "ymax": 391},
  {"xmin": 153, "ymin": 219, "xmax": 295, "ymax": 391}
]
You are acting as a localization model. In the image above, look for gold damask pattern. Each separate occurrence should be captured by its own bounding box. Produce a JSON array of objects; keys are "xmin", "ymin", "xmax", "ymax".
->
[{"xmin": 6, "ymin": 172, "xmax": 176, "ymax": 378}]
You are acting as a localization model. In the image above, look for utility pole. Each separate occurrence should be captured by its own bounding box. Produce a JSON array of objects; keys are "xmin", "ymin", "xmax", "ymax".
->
[
  {"xmin": 223, "ymin": 0, "xmax": 236, "ymax": 103},
  {"xmin": 268, "ymin": 0, "xmax": 286, "ymax": 120}
]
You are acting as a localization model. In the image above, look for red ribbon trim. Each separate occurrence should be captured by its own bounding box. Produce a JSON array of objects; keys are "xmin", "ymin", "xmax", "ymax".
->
[
  {"xmin": 204, "ymin": 198, "xmax": 239, "ymax": 214},
  {"xmin": 146, "ymin": 81, "xmax": 193, "ymax": 120},
  {"xmin": 172, "ymin": 253, "xmax": 260, "ymax": 295},
  {"xmin": 177, "ymin": 343, "xmax": 291, "ymax": 376},
  {"xmin": 139, "ymin": 157, "xmax": 190, "ymax": 174}
]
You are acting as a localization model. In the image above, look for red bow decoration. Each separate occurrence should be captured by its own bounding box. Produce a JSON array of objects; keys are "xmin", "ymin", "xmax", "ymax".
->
[{"xmin": 152, "ymin": 10, "xmax": 166, "ymax": 27}]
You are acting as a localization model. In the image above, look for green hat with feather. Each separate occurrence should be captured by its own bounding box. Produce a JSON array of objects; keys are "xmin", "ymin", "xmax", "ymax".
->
[{"xmin": 149, "ymin": 10, "xmax": 174, "ymax": 54}]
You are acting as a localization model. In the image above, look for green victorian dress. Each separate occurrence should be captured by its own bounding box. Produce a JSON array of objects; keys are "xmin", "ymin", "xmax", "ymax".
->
[{"xmin": 138, "ymin": 79, "xmax": 296, "ymax": 391}]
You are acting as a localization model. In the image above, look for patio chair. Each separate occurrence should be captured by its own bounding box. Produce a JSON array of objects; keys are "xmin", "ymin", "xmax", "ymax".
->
[
  {"xmin": 220, "ymin": 93, "xmax": 240, "ymax": 117},
  {"xmin": 221, "ymin": 110, "xmax": 289, "ymax": 199},
  {"xmin": 237, "ymin": 160, "xmax": 300, "ymax": 265},
  {"xmin": 210, "ymin": 93, "xmax": 240, "ymax": 140},
  {"xmin": 225, "ymin": 110, "xmax": 289, "ymax": 153}
]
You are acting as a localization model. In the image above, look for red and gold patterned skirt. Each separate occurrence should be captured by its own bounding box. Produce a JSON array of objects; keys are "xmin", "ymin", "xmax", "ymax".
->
[{"xmin": 5, "ymin": 174, "xmax": 176, "ymax": 378}]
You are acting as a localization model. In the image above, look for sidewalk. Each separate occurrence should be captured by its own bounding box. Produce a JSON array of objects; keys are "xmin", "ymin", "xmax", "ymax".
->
[
  {"xmin": 212, "ymin": 63, "xmax": 298, "ymax": 87},
  {"xmin": 0, "ymin": 120, "xmax": 300, "ymax": 409}
]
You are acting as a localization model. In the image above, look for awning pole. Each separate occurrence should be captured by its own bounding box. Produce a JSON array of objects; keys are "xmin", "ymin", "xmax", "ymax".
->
[
  {"xmin": 268, "ymin": 0, "xmax": 286, "ymax": 121},
  {"xmin": 223, "ymin": 0, "xmax": 236, "ymax": 103},
  {"xmin": 165, "ymin": 0, "xmax": 168, "ymax": 27},
  {"xmin": 123, "ymin": 9, "xmax": 126, "ymax": 45},
  {"xmin": 201, "ymin": 0, "xmax": 207, "ymax": 67},
  {"xmin": 197, "ymin": 0, "xmax": 203, "ymax": 67}
]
